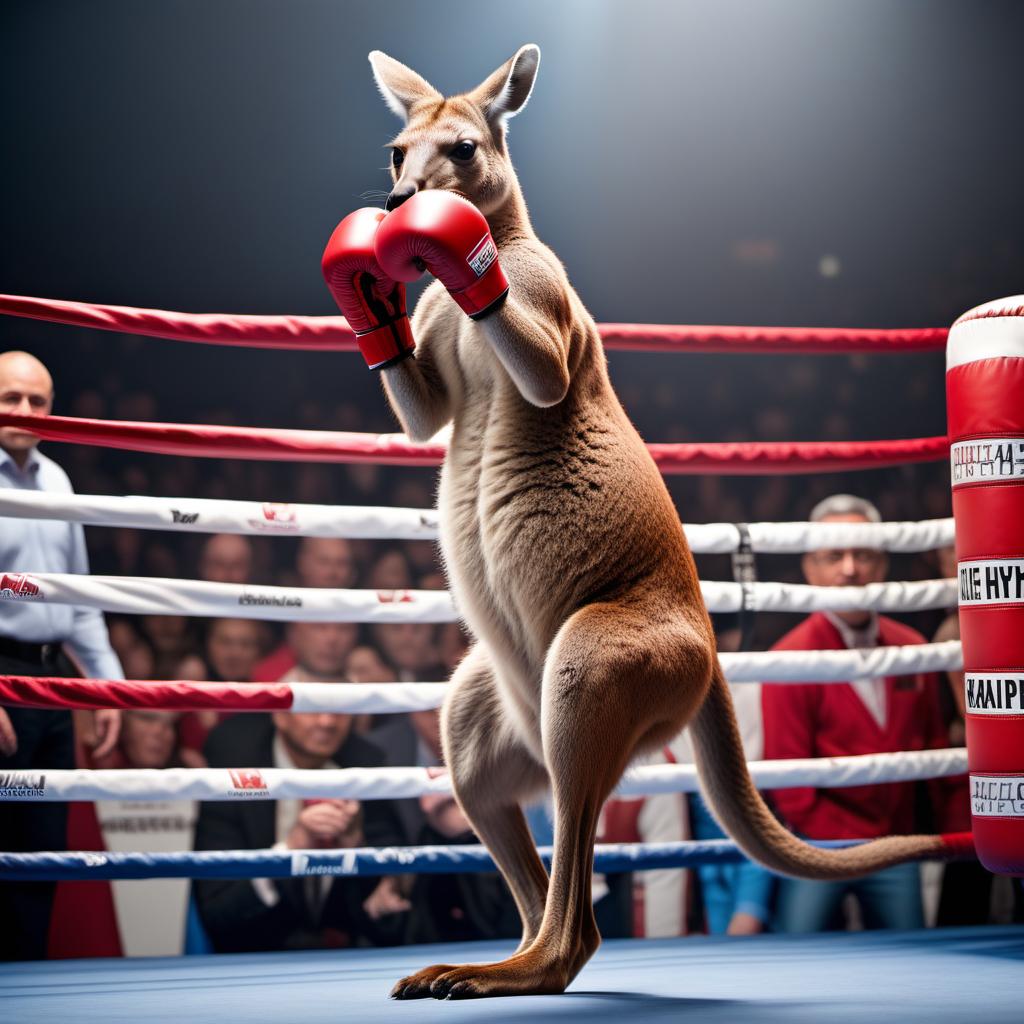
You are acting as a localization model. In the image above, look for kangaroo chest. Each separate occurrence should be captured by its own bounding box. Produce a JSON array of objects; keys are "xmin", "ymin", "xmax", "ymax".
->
[{"xmin": 438, "ymin": 390, "xmax": 631, "ymax": 667}]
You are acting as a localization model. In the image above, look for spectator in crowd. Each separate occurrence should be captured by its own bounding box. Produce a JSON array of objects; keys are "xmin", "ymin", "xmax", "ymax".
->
[
  {"xmin": 761, "ymin": 494, "xmax": 958, "ymax": 932},
  {"xmin": 106, "ymin": 618, "xmax": 156, "ymax": 681},
  {"xmin": 176, "ymin": 618, "xmax": 267, "ymax": 766},
  {"xmin": 51, "ymin": 709, "xmax": 191, "ymax": 959},
  {"xmin": 345, "ymin": 462, "xmax": 386, "ymax": 505},
  {"xmin": 345, "ymin": 645, "xmax": 396, "ymax": 684},
  {"xmin": 197, "ymin": 533, "xmax": 253, "ymax": 585},
  {"xmin": 370, "ymin": 707, "xmax": 447, "ymax": 846},
  {"xmin": 368, "ymin": 707, "xmax": 520, "ymax": 943},
  {"xmin": 276, "ymin": 622, "xmax": 359, "ymax": 684},
  {"xmin": 105, "ymin": 529, "xmax": 145, "ymax": 576},
  {"xmin": 89, "ymin": 709, "xmax": 182, "ymax": 771},
  {"xmin": 253, "ymin": 538, "xmax": 357, "ymax": 681},
  {"xmin": 116, "ymin": 709, "xmax": 181, "ymax": 769},
  {"xmin": 193, "ymin": 703, "xmax": 407, "ymax": 951},
  {"xmin": 669, "ymin": 613, "xmax": 775, "ymax": 935},
  {"xmin": 389, "ymin": 477, "xmax": 434, "ymax": 513},
  {"xmin": 417, "ymin": 569, "xmax": 448, "ymax": 591},
  {"xmin": 138, "ymin": 614, "xmax": 197, "ymax": 680},
  {"xmin": 403, "ymin": 539, "xmax": 442, "ymax": 583},
  {"xmin": 366, "ymin": 547, "xmax": 414, "ymax": 591},
  {"xmin": 343, "ymin": 645, "xmax": 397, "ymax": 734},
  {"xmin": 0, "ymin": 350, "xmax": 123, "ymax": 960},
  {"xmin": 296, "ymin": 537, "xmax": 357, "ymax": 590},
  {"xmin": 600, "ymin": 613, "xmax": 772, "ymax": 939},
  {"xmin": 93, "ymin": 708, "xmax": 196, "ymax": 956},
  {"xmin": 370, "ymin": 622, "xmax": 446, "ymax": 683},
  {"xmin": 596, "ymin": 791, "xmax": 687, "ymax": 938},
  {"xmin": 178, "ymin": 618, "xmax": 265, "ymax": 684}
]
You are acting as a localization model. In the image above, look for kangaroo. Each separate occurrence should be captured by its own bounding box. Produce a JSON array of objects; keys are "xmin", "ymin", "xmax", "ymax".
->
[{"xmin": 362, "ymin": 44, "xmax": 952, "ymax": 1000}]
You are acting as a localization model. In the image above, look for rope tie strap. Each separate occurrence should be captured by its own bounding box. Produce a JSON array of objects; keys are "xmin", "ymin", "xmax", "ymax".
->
[{"xmin": 731, "ymin": 522, "xmax": 759, "ymax": 650}]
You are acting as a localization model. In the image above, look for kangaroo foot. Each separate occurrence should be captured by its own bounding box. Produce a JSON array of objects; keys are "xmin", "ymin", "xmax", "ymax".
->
[{"xmin": 422, "ymin": 947, "xmax": 575, "ymax": 1000}]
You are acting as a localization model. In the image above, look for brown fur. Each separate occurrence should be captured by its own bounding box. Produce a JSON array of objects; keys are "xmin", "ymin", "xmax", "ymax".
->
[{"xmin": 365, "ymin": 45, "xmax": 946, "ymax": 1000}]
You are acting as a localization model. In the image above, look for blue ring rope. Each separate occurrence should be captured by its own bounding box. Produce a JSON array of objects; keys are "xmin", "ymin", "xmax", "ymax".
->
[{"xmin": 0, "ymin": 838, "xmax": 877, "ymax": 881}]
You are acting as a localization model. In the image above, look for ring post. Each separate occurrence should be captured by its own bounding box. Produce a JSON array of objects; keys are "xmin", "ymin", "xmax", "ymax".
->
[{"xmin": 947, "ymin": 296, "xmax": 1024, "ymax": 876}]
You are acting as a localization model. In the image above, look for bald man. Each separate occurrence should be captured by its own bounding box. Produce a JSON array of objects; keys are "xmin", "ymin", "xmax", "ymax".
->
[
  {"xmin": 0, "ymin": 350, "xmax": 53, "ymax": 469},
  {"xmin": 0, "ymin": 350, "xmax": 124, "ymax": 959}
]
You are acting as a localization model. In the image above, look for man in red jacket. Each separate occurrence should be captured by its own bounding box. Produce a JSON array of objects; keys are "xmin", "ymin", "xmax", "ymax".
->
[{"xmin": 761, "ymin": 494, "xmax": 953, "ymax": 932}]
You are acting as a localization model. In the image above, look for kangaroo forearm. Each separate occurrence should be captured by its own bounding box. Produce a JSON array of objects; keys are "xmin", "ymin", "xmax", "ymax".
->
[
  {"xmin": 382, "ymin": 357, "xmax": 451, "ymax": 442},
  {"xmin": 479, "ymin": 300, "xmax": 569, "ymax": 408}
]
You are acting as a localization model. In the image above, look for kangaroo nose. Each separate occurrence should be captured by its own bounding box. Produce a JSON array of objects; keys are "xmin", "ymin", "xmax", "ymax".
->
[{"xmin": 385, "ymin": 187, "xmax": 417, "ymax": 211}]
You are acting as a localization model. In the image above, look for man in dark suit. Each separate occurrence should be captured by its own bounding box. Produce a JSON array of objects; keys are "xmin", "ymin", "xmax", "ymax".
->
[
  {"xmin": 369, "ymin": 709, "xmax": 520, "ymax": 944},
  {"xmin": 193, "ymin": 707, "xmax": 408, "ymax": 952},
  {"xmin": 368, "ymin": 709, "xmax": 438, "ymax": 848}
]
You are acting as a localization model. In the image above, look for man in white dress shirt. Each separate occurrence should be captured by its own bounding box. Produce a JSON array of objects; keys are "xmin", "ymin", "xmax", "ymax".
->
[{"xmin": 0, "ymin": 350, "xmax": 124, "ymax": 959}]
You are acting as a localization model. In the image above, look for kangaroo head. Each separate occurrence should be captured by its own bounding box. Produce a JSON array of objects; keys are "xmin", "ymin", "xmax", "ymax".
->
[{"xmin": 368, "ymin": 44, "xmax": 540, "ymax": 217}]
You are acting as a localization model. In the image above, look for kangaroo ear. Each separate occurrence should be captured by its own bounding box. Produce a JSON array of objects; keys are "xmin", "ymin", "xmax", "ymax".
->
[
  {"xmin": 368, "ymin": 50, "xmax": 442, "ymax": 123},
  {"xmin": 467, "ymin": 44, "xmax": 541, "ymax": 127}
]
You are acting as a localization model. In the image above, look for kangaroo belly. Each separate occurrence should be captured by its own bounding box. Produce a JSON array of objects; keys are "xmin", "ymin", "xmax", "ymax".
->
[
  {"xmin": 438, "ymin": 401, "xmax": 671, "ymax": 668},
  {"xmin": 437, "ymin": 449, "xmax": 534, "ymax": 667},
  {"xmin": 437, "ymin": 446, "xmax": 550, "ymax": 751}
]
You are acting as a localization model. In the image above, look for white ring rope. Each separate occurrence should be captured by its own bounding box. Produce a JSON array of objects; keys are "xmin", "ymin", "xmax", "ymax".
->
[
  {"xmin": 298, "ymin": 641, "xmax": 963, "ymax": 705},
  {"xmin": 0, "ymin": 748, "xmax": 966, "ymax": 803},
  {"xmin": 0, "ymin": 488, "xmax": 955, "ymax": 554},
  {"xmin": 1, "ymin": 574, "xmax": 456, "ymax": 623},
  {"xmin": 300, "ymin": 640, "xmax": 962, "ymax": 693},
  {"xmin": 0, "ymin": 489, "xmax": 440, "ymax": 541},
  {"xmin": 1, "ymin": 572, "xmax": 957, "ymax": 620},
  {"xmin": 0, "ymin": 641, "xmax": 962, "ymax": 717},
  {"xmin": 291, "ymin": 681, "xmax": 449, "ymax": 712},
  {"xmin": 702, "ymin": 578, "xmax": 955, "ymax": 614},
  {"xmin": 720, "ymin": 639, "xmax": 961, "ymax": 682}
]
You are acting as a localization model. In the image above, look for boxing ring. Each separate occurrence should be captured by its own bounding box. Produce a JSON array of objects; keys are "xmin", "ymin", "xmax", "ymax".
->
[
  {"xmin": 4, "ymin": 927, "xmax": 1023, "ymax": 1024},
  {"xmin": 0, "ymin": 294, "xmax": 1021, "ymax": 1020}
]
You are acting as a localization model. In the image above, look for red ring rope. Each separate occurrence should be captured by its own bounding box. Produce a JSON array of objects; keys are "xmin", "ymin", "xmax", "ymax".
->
[
  {"xmin": 0, "ymin": 675, "xmax": 294, "ymax": 712},
  {"xmin": 0, "ymin": 294, "xmax": 948, "ymax": 354},
  {"xmin": 0, "ymin": 413, "xmax": 950, "ymax": 474},
  {"xmin": 0, "ymin": 294, "xmax": 357, "ymax": 351}
]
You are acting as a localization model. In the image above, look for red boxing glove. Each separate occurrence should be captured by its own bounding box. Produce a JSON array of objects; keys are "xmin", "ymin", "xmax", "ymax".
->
[
  {"xmin": 322, "ymin": 208, "xmax": 415, "ymax": 370},
  {"xmin": 373, "ymin": 191, "xmax": 509, "ymax": 320}
]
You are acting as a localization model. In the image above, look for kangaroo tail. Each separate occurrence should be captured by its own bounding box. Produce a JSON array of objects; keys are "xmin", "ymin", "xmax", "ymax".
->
[{"xmin": 690, "ymin": 660, "xmax": 969, "ymax": 879}]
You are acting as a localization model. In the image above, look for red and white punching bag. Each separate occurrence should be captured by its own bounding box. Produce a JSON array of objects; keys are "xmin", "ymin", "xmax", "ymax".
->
[{"xmin": 947, "ymin": 296, "xmax": 1024, "ymax": 876}]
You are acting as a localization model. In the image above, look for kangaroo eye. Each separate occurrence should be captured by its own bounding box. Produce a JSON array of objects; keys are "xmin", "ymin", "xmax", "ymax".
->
[
  {"xmin": 451, "ymin": 141, "xmax": 477, "ymax": 162},
  {"xmin": 391, "ymin": 148, "xmax": 405, "ymax": 169}
]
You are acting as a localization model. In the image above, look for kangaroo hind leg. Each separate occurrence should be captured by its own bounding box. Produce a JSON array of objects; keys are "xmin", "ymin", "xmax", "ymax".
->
[
  {"xmin": 391, "ymin": 644, "xmax": 550, "ymax": 999},
  {"xmin": 425, "ymin": 602, "xmax": 712, "ymax": 999}
]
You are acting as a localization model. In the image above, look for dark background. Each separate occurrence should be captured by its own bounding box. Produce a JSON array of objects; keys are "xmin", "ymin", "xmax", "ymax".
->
[{"xmin": 1, "ymin": 0, "xmax": 1021, "ymax": 627}]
